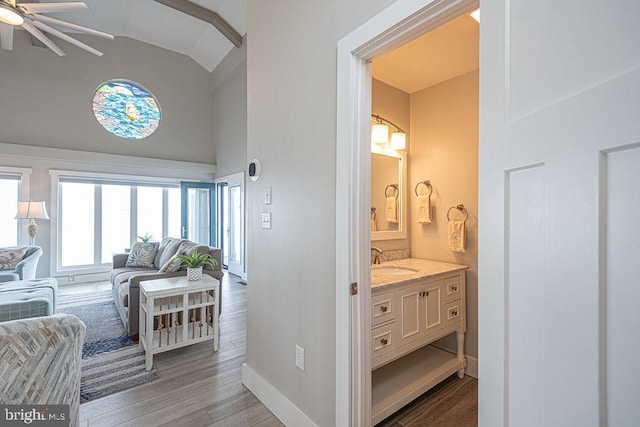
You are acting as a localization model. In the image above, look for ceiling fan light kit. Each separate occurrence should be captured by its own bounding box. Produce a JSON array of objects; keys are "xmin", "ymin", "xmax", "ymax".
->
[
  {"xmin": 0, "ymin": 2, "xmax": 23, "ymax": 25},
  {"xmin": 0, "ymin": 0, "xmax": 113, "ymax": 56}
]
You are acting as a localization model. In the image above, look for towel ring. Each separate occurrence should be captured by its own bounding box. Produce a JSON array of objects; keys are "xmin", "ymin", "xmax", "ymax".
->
[
  {"xmin": 371, "ymin": 207, "xmax": 376, "ymax": 220},
  {"xmin": 414, "ymin": 180, "xmax": 432, "ymax": 197},
  {"xmin": 447, "ymin": 204, "xmax": 469, "ymax": 223},
  {"xmin": 385, "ymin": 184, "xmax": 399, "ymax": 198}
]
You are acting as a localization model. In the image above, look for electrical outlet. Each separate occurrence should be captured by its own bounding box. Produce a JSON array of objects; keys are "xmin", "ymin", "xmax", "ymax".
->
[{"xmin": 295, "ymin": 345, "xmax": 305, "ymax": 371}]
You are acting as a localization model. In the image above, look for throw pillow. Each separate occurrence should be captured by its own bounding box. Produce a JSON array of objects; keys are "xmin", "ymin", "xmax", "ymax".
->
[
  {"xmin": 125, "ymin": 242, "xmax": 159, "ymax": 268},
  {"xmin": 0, "ymin": 247, "xmax": 28, "ymax": 270},
  {"xmin": 158, "ymin": 253, "xmax": 183, "ymax": 273}
]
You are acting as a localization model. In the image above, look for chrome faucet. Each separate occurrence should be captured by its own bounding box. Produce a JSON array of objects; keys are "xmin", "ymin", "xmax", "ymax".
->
[{"xmin": 371, "ymin": 247, "xmax": 383, "ymax": 265}]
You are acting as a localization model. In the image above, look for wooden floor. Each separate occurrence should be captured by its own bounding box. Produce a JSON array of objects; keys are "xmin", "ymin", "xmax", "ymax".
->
[{"xmin": 65, "ymin": 274, "xmax": 477, "ymax": 426}]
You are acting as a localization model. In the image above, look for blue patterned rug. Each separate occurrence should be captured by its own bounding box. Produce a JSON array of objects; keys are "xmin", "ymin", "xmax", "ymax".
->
[{"xmin": 58, "ymin": 290, "xmax": 158, "ymax": 403}]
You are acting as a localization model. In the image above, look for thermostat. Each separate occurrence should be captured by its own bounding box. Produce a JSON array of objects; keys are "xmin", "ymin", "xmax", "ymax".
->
[{"xmin": 248, "ymin": 159, "xmax": 261, "ymax": 182}]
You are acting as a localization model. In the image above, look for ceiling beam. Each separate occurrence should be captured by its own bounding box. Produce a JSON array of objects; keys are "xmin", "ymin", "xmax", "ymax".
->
[{"xmin": 153, "ymin": 0, "xmax": 242, "ymax": 48}]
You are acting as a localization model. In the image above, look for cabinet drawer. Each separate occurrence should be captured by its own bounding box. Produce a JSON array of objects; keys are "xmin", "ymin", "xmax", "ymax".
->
[
  {"xmin": 444, "ymin": 276, "xmax": 462, "ymax": 302},
  {"xmin": 372, "ymin": 292, "xmax": 395, "ymax": 326},
  {"xmin": 371, "ymin": 322, "xmax": 396, "ymax": 359},
  {"xmin": 444, "ymin": 300, "xmax": 462, "ymax": 327}
]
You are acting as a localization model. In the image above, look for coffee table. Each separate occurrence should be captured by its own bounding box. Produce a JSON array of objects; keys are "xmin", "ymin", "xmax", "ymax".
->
[{"xmin": 139, "ymin": 275, "xmax": 219, "ymax": 371}]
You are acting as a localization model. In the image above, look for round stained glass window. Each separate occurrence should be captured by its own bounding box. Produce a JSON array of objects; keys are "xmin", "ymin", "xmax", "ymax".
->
[{"xmin": 92, "ymin": 80, "xmax": 161, "ymax": 140}]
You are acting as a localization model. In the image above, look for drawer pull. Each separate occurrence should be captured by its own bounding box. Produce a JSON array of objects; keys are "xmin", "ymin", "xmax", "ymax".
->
[
  {"xmin": 451, "ymin": 310, "xmax": 458, "ymax": 317},
  {"xmin": 380, "ymin": 306, "xmax": 388, "ymax": 313},
  {"xmin": 450, "ymin": 286, "xmax": 458, "ymax": 292},
  {"xmin": 380, "ymin": 338, "xmax": 388, "ymax": 345}
]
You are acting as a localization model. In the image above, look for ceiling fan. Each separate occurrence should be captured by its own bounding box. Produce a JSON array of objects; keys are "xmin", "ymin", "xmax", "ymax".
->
[{"xmin": 0, "ymin": 0, "xmax": 113, "ymax": 56}]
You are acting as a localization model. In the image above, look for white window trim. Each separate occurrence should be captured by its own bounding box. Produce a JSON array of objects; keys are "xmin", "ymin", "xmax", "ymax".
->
[{"xmin": 0, "ymin": 166, "xmax": 32, "ymax": 246}]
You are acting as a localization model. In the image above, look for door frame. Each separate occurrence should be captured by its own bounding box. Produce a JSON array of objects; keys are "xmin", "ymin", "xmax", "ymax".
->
[
  {"xmin": 335, "ymin": 0, "xmax": 478, "ymax": 424},
  {"xmin": 214, "ymin": 171, "xmax": 246, "ymax": 280}
]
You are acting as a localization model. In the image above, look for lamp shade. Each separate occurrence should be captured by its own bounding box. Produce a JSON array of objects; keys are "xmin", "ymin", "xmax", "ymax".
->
[
  {"xmin": 371, "ymin": 123, "xmax": 389, "ymax": 145},
  {"xmin": 390, "ymin": 131, "xmax": 407, "ymax": 150},
  {"xmin": 15, "ymin": 201, "xmax": 50, "ymax": 220}
]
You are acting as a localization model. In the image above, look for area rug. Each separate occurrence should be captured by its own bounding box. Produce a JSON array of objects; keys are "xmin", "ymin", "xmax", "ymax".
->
[{"xmin": 57, "ymin": 289, "xmax": 158, "ymax": 403}]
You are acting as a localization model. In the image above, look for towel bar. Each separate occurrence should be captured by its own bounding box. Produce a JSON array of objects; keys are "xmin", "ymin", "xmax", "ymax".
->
[
  {"xmin": 447, "ymin": 204, "xmax": 468, "ymax": 223},
  {"xmin": 385, "ymin": 184, "xmax": 399, "ymax": 198},
  {"xmin": 414, "ymin": 180, "xmax": 432, "ymax": 197},
  {"xmin": 371, "ymin": 207, "xmax": 377, "ymax": 220}
]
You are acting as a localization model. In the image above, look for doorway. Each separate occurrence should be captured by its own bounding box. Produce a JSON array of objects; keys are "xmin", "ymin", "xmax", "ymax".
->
[{"xmin": 335, "ymin": 0, "xmax": 479, "ymax": 424}]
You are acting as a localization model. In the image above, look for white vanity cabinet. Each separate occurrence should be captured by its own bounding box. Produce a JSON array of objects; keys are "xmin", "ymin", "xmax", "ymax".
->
[{"xmin": 370, "ymin": 259, "xmax": 467, "ymax": 425}]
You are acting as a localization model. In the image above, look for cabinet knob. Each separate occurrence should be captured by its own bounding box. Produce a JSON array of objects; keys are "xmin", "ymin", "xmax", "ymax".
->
[
  {"xmin": 380, "ymin": 306, "xmax": 388, "ymax": 313},
  {"xmin": 381, "ymin": 338, "xmax": 388, "ymax": 345},
  {"xmin": 452, "ymin": 310, "xmax": 458, "ymax": 316},
  {"xmin": 451, "ymin": 286, "xmax": 458, "ymax": 292}
]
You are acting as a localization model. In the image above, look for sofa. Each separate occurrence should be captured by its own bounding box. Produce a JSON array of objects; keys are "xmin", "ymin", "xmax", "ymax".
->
[
  {"xmin": 111, "ymin": 237, "xmax": 224, "ymax": 338},
  {"xmin": 0, "ymin": 278, "xmax": 58, "ymax": 322},
  {"xmin": 0, "ymin": 246, "xmax": 43, "ymax": 283},
  {"xmin": 0, "ymin": 314, "xmax": 85, "ymax": 427}
]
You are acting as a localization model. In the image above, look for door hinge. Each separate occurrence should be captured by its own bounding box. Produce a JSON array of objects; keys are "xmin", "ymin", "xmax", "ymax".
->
[{"xmin": 350, "ymin": 282, "xmax": 358, "ymax": 295}]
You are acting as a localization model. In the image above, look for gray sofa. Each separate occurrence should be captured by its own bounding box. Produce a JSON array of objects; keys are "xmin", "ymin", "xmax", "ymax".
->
[
  {"xmin": 111, "ymin": 237, "xmax": 223, "ymax": 338},
  {"xmin": 0, "ymin": 246, "xmax": 43, "ymax": 283}
]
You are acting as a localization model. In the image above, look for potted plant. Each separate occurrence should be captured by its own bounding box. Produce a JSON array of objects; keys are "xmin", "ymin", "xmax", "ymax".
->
[
  {"xmin": 138, "ymin": 233, "xmax": 154, "ymax": 243},
  {"xmin": 176, "ymin": 249, "xmax": 218, "ymax": 281}
]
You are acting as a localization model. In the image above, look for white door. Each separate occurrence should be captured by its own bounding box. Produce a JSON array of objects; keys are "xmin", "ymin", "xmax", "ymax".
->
[
  {"xmin": 215, "ymin": 172, "xmax": 245, "ymax": 279},
  {"xmin": 479, "ymin": 1, "xmax": 640, "ymax": 426}
]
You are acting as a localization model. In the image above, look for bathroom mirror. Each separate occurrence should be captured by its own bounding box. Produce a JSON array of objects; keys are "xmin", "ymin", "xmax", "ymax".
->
[{"xmin": 371, "ymin": 149, "xmax": 407, "ymax": 241}]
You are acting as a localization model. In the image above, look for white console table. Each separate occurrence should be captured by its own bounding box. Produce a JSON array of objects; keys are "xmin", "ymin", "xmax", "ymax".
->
[{"xmin": 139, "ymin": 275, "xmax": 220, "ymax": 371}]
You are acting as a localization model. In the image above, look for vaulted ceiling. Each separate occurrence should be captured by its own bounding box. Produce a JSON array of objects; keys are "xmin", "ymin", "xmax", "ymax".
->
[{"xmin": 8, "ymin": 0, "xmax": 247, "ymax": 72}]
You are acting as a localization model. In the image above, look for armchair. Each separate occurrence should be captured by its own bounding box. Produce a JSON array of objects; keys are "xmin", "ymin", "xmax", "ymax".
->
[
  {"xmin": 0, "ymin": 246, "xmax": 43, "ymax": 283},
  {"xmin": 0, "ymin": 314, "xmax": 86, "ymax": 427}
]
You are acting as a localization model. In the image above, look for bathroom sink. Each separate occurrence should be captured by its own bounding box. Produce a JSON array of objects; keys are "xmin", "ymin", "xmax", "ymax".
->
[{"xmin": 371, "ymin": 266, "xmax": 418, "ymax": 276}]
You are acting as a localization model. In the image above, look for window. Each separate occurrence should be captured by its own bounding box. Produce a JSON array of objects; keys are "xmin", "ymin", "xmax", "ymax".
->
[
  {"xmin": 92, "ymin": 80, "xmax": 161, "ymax": 139},
  {"xmin": 0, "ymin": 173, "xmax": 20, "ymax": 247},
  {"xmin": 55, "ymin": 174, "xmax": 181, "ymax": 271}
]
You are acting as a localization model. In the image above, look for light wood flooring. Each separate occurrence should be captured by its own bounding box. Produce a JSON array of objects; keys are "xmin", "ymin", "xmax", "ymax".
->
[{"xmin": 62, "ymin": 274, "xmax": 477, "ymax": 426}]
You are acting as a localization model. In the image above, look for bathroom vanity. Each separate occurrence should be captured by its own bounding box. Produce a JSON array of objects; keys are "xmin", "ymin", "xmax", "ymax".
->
[{"xmin": 370, "ymin": 258, "xmax": 467, "ymax": 425}]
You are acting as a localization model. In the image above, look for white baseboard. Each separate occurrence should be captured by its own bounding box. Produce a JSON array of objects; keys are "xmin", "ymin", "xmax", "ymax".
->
[
  {"xmin": 465, "ymin": 355, "xmax": 478, "ymax": 379},
  {"xmin": 242, "ymin": 363, "xmax": 318, "ymax": 427}
]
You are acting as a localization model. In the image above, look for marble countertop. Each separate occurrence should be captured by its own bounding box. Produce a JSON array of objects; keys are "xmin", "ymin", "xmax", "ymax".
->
[{"xmin": 371, "ymin": 258, "xmax": 468, "ymax": 290}]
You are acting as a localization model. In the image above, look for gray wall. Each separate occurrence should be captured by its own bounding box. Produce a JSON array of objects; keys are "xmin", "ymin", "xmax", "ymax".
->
[
  {"xmin": 211, "ymin": 57, "xmax": 247, "ymax": 178},
  {"xmin": 245, "ymin": 1, "xmax": 395, "ymax": 425},
  {"xmin": 0, "ymin": 34, "xmax": 216, "ymax": 164}
]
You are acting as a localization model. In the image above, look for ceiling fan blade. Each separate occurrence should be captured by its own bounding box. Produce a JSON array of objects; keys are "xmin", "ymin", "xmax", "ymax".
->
[
  {"xmin": 19, "ymin": 2, "xmax": 88, "ymax": 14},
  {"xmin": 32, "ymin": 14, "xmax": 114, "ymax": 40},
  {"xmin": 21, "ymin": 20, "xmax": 66, "ymax": 56},
  {"xmin": 1, "ymin": 22, "xmax": 14, "ymax": 50},
  {"xmin": 31, "ymin": 19, "xmax": 103, "ymax": 56}
]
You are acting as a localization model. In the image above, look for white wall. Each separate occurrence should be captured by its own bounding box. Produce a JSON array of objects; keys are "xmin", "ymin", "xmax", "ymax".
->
[
  {"xmin": 410, "ymin": 69, "xmax": 479, "ymax": 360},
  {"xmin": 245, "ymin": 0, "xmax": 396, "ymax": 424},
  {"xmin": 371, "ymin": 79, "xmax": 411, "ymax": 250},
  {"xmin": 0, "ymin": 35, "xmax": 216, "ymax": 164}
]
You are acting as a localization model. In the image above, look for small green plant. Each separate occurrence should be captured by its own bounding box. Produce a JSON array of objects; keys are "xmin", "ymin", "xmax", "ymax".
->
[
  {"xmin": 138, "ymin": 233, "xmax": 153, "ymax": 243},
  {"xmin": 177, "ymin": 249, "xmax": 218, "ymax": 269}
]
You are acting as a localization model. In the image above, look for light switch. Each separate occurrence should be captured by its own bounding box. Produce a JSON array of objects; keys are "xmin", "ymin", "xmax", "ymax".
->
[
  {"xmin": 261, "ymin": 212, "xmax": 271, "ymax": 229},
  {"xmin": 265, "ymin": 187, "xmax": 272, "ymax": 205}
]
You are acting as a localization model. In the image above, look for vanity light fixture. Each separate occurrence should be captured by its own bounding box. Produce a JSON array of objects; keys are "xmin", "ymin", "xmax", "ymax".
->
[{"xmin": 371, "ymin": 114, "xmax": 406, "ymax": 150}]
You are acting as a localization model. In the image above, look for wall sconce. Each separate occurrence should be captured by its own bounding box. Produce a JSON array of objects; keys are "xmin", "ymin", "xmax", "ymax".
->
[
  {"xmin": 15, "ymin": 201, "xmax": 50, "ymax": 245},
  {"xmin": 371, "ymin": 114, "xmax": 406, "ymax": 150}
]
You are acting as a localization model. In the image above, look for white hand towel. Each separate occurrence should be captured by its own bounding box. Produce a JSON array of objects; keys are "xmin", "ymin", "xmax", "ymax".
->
[
  {"xmin": 416, "ymin": 195, "xmax": 432, "ymax": 223},
  {"xmin": 385, "ymin": 197, "xmax": 398, "ymax": 223},
  {"xmin": 448, "ymin": 220, "xmax": 466, "ymax": 253}
]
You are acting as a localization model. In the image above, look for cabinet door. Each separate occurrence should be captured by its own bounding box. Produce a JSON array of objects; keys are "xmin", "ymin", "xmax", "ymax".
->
[
  {"xmin": 420, "ymin": 284, "xmax": 442, "ymax": 335},
  {"xmin": 398, "ymin": 284, "xmax": 422, "ymax": 346}
]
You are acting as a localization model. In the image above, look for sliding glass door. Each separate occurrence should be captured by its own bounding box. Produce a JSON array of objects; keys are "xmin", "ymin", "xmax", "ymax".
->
[
  {"xmin": 215, "ymin": 172, "xmax": 245, "ymax": 279},
  {"xmin": 180, "ymin": 182, "xmax": 216, "ymax": 246}
]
